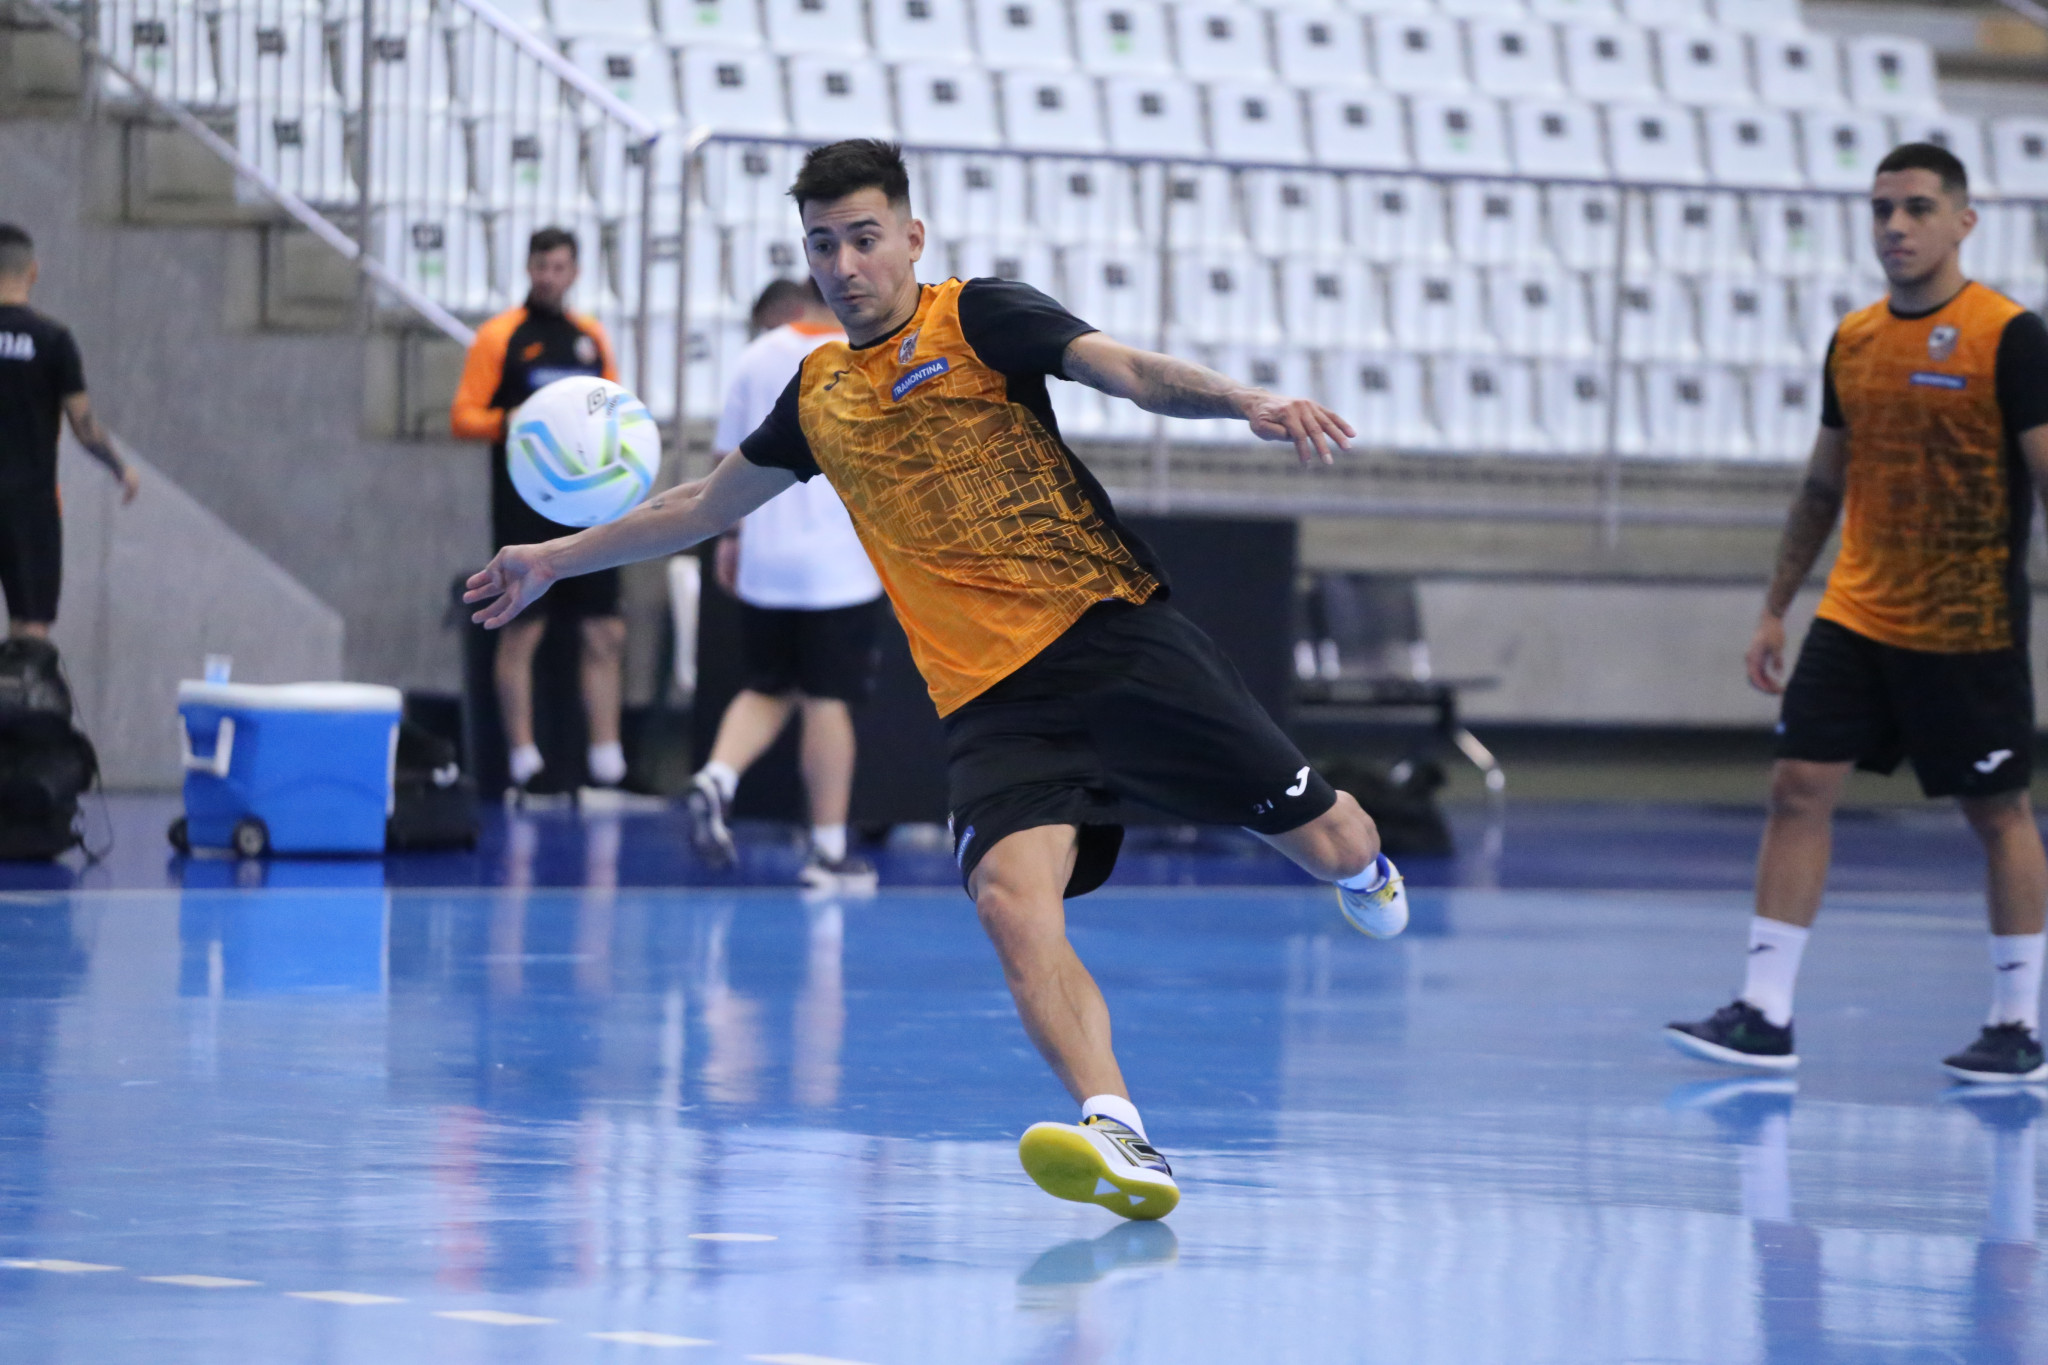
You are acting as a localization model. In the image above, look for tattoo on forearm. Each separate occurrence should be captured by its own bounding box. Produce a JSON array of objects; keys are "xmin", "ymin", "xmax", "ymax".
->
[
  {"xmin": 73, "ymin": 412, "xmax": 123, "ymax": 474},
  {"xmin": 1764, "ymin": 477, "xmax": 1843, "ymax": 617},
  {"xmin": 1070, "ymin": 347, "xmax": 1246, "ymax": 420}
]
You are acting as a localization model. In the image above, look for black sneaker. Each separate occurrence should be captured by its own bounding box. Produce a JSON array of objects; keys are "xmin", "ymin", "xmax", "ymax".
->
[
  {"xmin": 1665, "ymin": 1000, "xmax": 1798, "ymax": 1072},
  {"xmin": 798, "ymin": 850, "xmax": 878, "ymax": 896},
  {"xmin": 684, "ymin": 772, "xmax": 735, "ymax": 868},
  {"xmin": 1943, "ymin": 1023, "xmax": 2048, "ymax": 1084}
]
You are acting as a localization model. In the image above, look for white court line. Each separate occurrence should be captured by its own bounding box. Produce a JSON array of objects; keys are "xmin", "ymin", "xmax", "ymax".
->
[
  {"xmin": 746, "ymin": 1355, "xmax": 878, "ymax": 1365},
  {"xmin": 287, "ymin": 1290, "xmax": 406, "ymax": 1306},
  {"xmin": 2, "ymin": 1259, "xmax": 121, "ymax": 1273},
  {"xmin": 589, "ymin": 1331, "xmax": 716, "ymax": 1347},
  {"xmin": 139, "ymin": 1275, "xmax": 259, "ymax": 1289},
  {"xmin": 687, "ymin": 1232, "xmax": 777, "ymax": 1242},
  {"xmin": 437, "ymin": 1309, "xmax": 558, "ymax": 1326}
]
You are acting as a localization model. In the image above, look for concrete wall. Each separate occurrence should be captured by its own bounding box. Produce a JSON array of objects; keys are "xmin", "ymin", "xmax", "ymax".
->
[{"xmin": 49, "ymin": 440, "xmax": 344, "ymax": 788}]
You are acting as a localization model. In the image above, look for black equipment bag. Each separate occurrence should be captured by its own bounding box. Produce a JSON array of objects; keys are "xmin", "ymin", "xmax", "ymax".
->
[
  {"xmin": 0, "ymin": 638, "xmax": 97, "ymax": 861},
  {"xmin": 386, "ymin": 717, "xmax": 477, "ymax": 851}
]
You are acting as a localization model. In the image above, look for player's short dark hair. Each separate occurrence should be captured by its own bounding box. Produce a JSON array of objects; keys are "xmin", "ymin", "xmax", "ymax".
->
[
  {"xmin": 750, "ymin": 277, "xmax": 824, "ymax": 331},
  {"xmin": 0, "ymin": 223, "xmax": 33, "ymax": 277},
  {"xmin": 1875, "ymin": 142, "xmax": 1969, "ymax": 201},
  {"xmin": 527, "ymin": 225, "xmax": 578, "ymax": 259},
  {"xmin": 789, "ymin": 139, "xmax": 911, "ymax": 214}
]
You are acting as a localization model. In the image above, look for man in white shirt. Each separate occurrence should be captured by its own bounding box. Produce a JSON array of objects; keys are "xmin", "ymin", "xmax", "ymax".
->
[{"xmin": 688, "ymin": 280, "xmax": 885, "ymax": 892}]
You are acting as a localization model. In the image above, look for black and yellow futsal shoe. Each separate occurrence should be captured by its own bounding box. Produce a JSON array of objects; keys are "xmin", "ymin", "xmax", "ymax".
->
[{"xmin": 1018, "ymin": 1116, "xmax": 1180, "ymax": 1221}]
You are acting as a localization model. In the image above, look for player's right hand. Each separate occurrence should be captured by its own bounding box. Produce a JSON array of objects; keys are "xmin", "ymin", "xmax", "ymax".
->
[
  {"xmin": 464, "ymin": 545, "xmax": 556, "ymax": 630},
  {"xmin": 1745, "ymin": 612, "xmax": 1788, "ymax": 695}
]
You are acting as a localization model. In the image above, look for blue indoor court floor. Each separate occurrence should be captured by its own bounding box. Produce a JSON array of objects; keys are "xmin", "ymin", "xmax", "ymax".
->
[{"xmin": 0, "ymin": 796, "xmax": 2043, "ymax": 1364}]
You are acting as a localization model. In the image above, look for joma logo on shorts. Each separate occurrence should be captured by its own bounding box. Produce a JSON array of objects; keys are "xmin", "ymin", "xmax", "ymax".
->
[{"xmin": 0, "ymin": 332, "xmax": 34, "ymax": 361}]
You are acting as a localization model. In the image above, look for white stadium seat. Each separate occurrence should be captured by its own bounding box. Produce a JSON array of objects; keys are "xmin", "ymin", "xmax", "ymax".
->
[
  {"xmin": 728, "ymin": 224, "xmax": 809, "ymax": 315},
  {"xmin": 1370, "ymin": 15, "xmax": 1469, "ymax": 94},
  {"xmin": 1607, "ymin": 102, "xmax": 1706, "ymax": 183},
  {"xmin": 1799, "ymin": 109, "xmax": 1891, "ymax": 191},
  {"xmin": 1844, "ymin": 35, "xmax": 1937, "ymax": 113},
  {"xmin": 1793, "ymin": 272, "xmax": 1881, "ymax": 358},
  {"xmin": 1895, "ymin": 113, "xmax": 1991, "ymax": 190},
  {"xmin": 1073, "ymin": 0, "xmax": 1176, "ymax": 75},
  {"xmin": 565, "ymin": 39, "xmax": 679, "ymax": 125},
  {"xmin": 1751, "ymin": 193, "xmax": 1851, "ymax": 275},
  {"xmin": 1530, "ymin": 0, "xmax": 1621, "ymax": 21},
  {"xmin": 1451, "ymin": 179, "xmax": 1549, "ymax": 263},
  {"xmin": 1990, "ymin": 118, "xmax": 2048, "ymax": 196},
  {"xmin": 1470, "ymin": 19, "xmax": 1565, "ymax": 97},
  {"xmin": 1712, "ymin": 0, "xmax": 1804, "ymax": 33},
  {"xmin": 1142, "ymin": 163, "xmax": 1245, "ymax": 245},
  {"xmin": 679, "ymin": 47, "xmax": 789, "ymax": 136},
  {"xmin": 1749, "ymin": 365, "xmax": 1825, "ymax": 461},
  {"xmin": 1703, "ymin": 107, "xmax": 1803, "ymax": 188},
  {"xmin": 1245, "ymin": 169, "xmax": 1348, "ymax": 253},
  {"xmin": 1488, "ymin": 264, "xmax": 1596, "ymax": 356},
  {"xmin": 1411, "ymin": 95, "xmax": 1512, "ymax": 175},
  {"xmin": 1305, "ymin": 88, "xmax": 1412, "ymax": 170},
  {"xmin": 1548, "ymin": 184, "xmax": 1642, "ymax": 269},
  {"xmin": 1273, "ymin": 7, "xmax": 1371, "ymax": 88},
  {"xmin": 1434, "ymin": 356, "xmax": 1547, "ymax": 455},
  {"xmin": 1597, "ymin": 271, "xmax": 1699, "ymax": 359},
  {"xmin": 1170, "ymin": 249, "xmax": 1283, "ymax": 343},
  {"xmin": 356, "ymin": 21, "xmax": 456, "ymax": 114},
  {"xmin": 104, "ymin": 0, "xmax": 222, "ymax": 106},
  {"xmin": 973, "ymin": 0, "xmax": 1075, "ymax": 70},
  {"xmin": 1440, "ymin": 0, "xmax": 1534, "ymax": 16},
  {"xmin": 873, "ymin": 0, "xmax": 976, "ymax": 62},
  {"xmin": 1330, "ymin": 352, "xmax": 1438, "ymax": 451},
  {"xmin": 895, "ymin": 62, "xmax": 1003, "ymax": 147},
  {"xmin": 1755, "ymin": 35, "xmax": 1844, "ymax": 111},
  {"xmin": 657, "ymin": 0, "xmax": 764, "ymax": 46},
  {"xmin": 1390, "ymin": 263, "xmax": 1495, "ymax": 351},
  {"xmin": 1103, "ymin": 76, "xmax": 1207, "ymax": 156},
  {"xmin": 471, "ymin": 114, "xmax": 585, "ymax": 212},
  {"xmin": 1067, "ymin": 244, "xmax": 1166, "ymax": 342},
  {"xmin": 1347, "ymin": 174, "xmax": 1451, "ymax": 260},
  {"xmin": 1965, "ymin": 205, "xmax": 2046, "ymax": 289},
  {"xmin": 926, "ymin": 153, "xmax": 1029, "ymax": 237},
  {"xmin": 788, "ymin": 55, "xmax": 897, "ymax": 140},
  {"xmin": 373, "ymin": 205, "xmax": 495, "ymax": 314},
  {"xmin": 1698, "ymin": 273, "xmax": 1800, "ymax": 363},
  {"xmin": 954, "ymin": 236, "xmax": 1060, "ymax": 294},
  {"xmin": 762, "ymin": 0, "xmax": 869, "ymax": 55},
  {"xmin": 1508, "ymin": 96, "xmax": 1609, "ymax": 178},
  {"xmin": 1650, "ymin": 189, "xmax": 1747, "ymax": 268},
  {"xmin": 1032, "ymin": 158, "xmax": 1142, "ymax": 241},
  {"xmin": 1208, "ymin": 82, "xmax": 1311, "ymax": 164},
  {"xmin": 465, "ymin": 0, "xmax": 551, "ymax": 35},
  {"xmin": 1176, "ymin": 4, "xmax": 1275, "ymax": 78},
  {"xmin": 1279, "ymin": 255, "xmax": 1390, "ymax": 346},
  {"xmin": 239, "ymin": 99, "xmax": 355, "ymax": 207},
  {"xmin": 1621, "ymin": 0, "xmax": 1712, "ymax": 27},
  {"xmin": 699, "ymin": 141, "xmax": 801, "ymax": 226},
  {"xmin": 223, "ymin": 2, "xmax": 330, "ymax": 108},
  {"xmin": 1560, "ymin": 22, "xmax": 1658, "ymax": 102},
  {"xmin": 553, "ymin": 0, "xmax": 659, "ymax": 40},
  {"xmin": 1654, "ymin": 27, "xmax": 1752, "ymax": 106},
  {"xmin": 1347, "ymin": 0, "xmax": 1437, "ymax": 17},
  {"xmin": 1540, "ymin": 360, "xmax": 1627, "ymax": 455},
  {"xmin": 999, "ymin": 70, "xmax": 1107, "ymax": 152},
  {"xmin": 1213, "ymin": 345, "xmax": 1315, "ymax": 413},
  {"xmin": 1642, "ymin": 364, "xmax": 1750, "ymax": 459}
]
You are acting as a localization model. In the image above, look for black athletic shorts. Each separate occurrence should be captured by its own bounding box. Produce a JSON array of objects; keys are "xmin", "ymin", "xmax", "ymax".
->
[
  {"xmin": 944, "ymin": 598, "xmax": 1337, "ymax": 898},
  {"xmin": 492, "ymin": 477, "xmax": 620, "ymax": 620},
  {"xmin": 1777, "ymin": 616, "xmax": 2035, "ymax": 798},
  {"xmin": 0, "ymin": 487, "xmax": 60, "ymax": 624},
  {"xmin": 739, "ymin": 597, "xmax": 883, "ymax": 703}
]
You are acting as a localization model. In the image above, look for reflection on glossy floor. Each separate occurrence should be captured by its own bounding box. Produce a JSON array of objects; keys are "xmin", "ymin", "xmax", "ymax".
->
[{"xmin": 1, "ymin": 802, "xmax": 2042, "ymax": 1363}]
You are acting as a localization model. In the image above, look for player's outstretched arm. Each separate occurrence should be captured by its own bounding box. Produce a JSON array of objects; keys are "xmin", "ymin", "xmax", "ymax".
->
[
  {"xmin": 1747, "ymin": 427, "xmax": 1849, "ymax": 694},
  {"xmin": 1062, "ymin": 332, "xmax": 1354, "ymax": 466},
  {"xmin": 465, "ymin": 453, "xmax": 795, "ymax": 629}
]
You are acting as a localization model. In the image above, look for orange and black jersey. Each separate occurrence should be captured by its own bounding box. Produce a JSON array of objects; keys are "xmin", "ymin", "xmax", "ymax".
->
[
  {"xmin": 738, "ymin": 278, "xmax": 1166, "ymax": 716},
  {"xmin": 1816, "ymin": 284, "xmax": 2048, "ymax": 654}
]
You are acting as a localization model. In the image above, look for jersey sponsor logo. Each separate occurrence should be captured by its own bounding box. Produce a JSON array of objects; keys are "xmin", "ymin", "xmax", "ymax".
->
[
  {"xmin": 896, "ymin": 328, "xmax": 920, "ymax": 365},
  {"xmin": 0, "ymin": 332, "xmax": 34, "ymax": 361},
  {"xmin": 891, "ymin": 357, "xmax": 949, "ymax": 401},
  {"xmin": 574, "ymin": 334, "xmax": 599, "ymax": 365},
  {"xmin": 1975, "ymin": 748, "xmax": 2015, "ymax": 774},
  {"xmin": 1927, "ymin": 324, "xmax": 1959, "ymax": 361},
  {"xmin": 1909, "ymin": 371, "xmax": 1967, "ymax": 390},
  {"xmin": 521, "ymin": 341, "xmax": 545, "ymax": 361},
  {"xmin": 823, "ymin": 368, "xmax": 849, "ymax": 391}
]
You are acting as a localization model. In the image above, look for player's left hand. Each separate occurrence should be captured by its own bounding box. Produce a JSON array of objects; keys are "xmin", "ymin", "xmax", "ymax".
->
[
  {"xmin": 116, "ymin": 465, "xmax": 140, "ymax": 505},
  {"xmin": 1244, "ymin": 394, "xmax": 1355, "ymax": 467},
  {"xmin": 464, "ymin": 544, "xmax": 557, "ymax": 629}
]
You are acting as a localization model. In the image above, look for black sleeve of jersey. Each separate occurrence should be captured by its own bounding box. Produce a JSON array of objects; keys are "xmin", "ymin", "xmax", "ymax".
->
[
  {"xmin": 957, "ymin": 278, "xmax": 1098, "ymax": 381},
  {"xmin": 737, "ymin": 368, "xmax": 821, "ymax": 482},
  {"xmin": 1996, "ymin": 311, "xmax": 2048, "ymax": 437},
  {"xmin": 1819, "ymin": 333, "xmax": 1843, "ymax": 430},
  {"xmin": 47, "ymin": 325, "xmax": 85, "ymax": 399}
]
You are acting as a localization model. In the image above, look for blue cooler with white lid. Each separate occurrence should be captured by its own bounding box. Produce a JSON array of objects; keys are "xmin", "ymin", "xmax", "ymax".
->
[{"xmin": 177, "ymin": 681, "xmax": 403, "ymax": 856}]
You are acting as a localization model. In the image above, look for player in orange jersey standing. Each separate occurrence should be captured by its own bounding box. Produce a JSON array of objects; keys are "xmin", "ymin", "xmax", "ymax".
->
[{"xmin": 1668, "ymin": 143, "xmax": 2048, "ymax": 1082}]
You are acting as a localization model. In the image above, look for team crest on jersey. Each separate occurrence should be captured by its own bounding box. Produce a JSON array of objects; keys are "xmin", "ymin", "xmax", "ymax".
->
[
  {"xmin": 1928, "ymin": 325, "xmax": 1959, "ymax": 361},
  {"xmin": 574, "ymin": 334, "xmax": 599, "ymax": 365},
  {"xmin": 896, "ymin": 329, "xmax": 920, "ymax": 365}
]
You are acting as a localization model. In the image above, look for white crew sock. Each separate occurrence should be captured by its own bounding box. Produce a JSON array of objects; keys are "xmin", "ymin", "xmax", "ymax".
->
[
  {"xmin": 588, "ymin": 741, "xmax": 627, "ymax": 787},
  {"xmin": 699, "ymin": 760, "xmax": 739, "ymax": 802},
  {"xmin": 508, "ymin": 743, "xmax": 545, "ymax": 786},
  {"xmin": 1988, "ymin": 932, "xmax": 2046, "ymax": 1033},
  {"xmin": 1741, "ymin": 917, "xmax": 1810, "ymax": 1029},
  {"xmin": 1336, "ymin": 854, "xmax": 1390, "ymax": 893},
  {"xmin": 1080, "ymin": 1093, "xmax": 1147, "ymax": 1140},
  {"xmin": 811, "ymin": 823, "xmax": 847, "ymax": 863}
]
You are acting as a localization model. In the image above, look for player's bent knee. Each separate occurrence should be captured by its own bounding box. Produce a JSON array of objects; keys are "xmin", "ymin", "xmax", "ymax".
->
[
  {"xmin": 1961, "ymin": 789, "xmax": 2033, "ymax": 835},
  {"xmin": 1767, "ymin": 763, "xmax": 1840, "ymax": 821}
]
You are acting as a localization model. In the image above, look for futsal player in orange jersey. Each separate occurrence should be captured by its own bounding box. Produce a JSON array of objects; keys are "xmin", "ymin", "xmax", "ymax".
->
[
  {"xmin": 1668, "ymin": 143, "xmax": 2048, "ymax": 1082},
  {"xmin": 466, "ymin": 140, "xmax": 1408, "ymax": 1220}
]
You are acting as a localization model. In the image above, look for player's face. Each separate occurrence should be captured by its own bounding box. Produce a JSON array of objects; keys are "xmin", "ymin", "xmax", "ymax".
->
[
  {"xmin": 1869, "ymin": 169, "xmax": 1975, "ymax": 287},
  {"xmin": 800, "ymin": 189, "xmax": 926, "ymax": 343},
  {"xmin": 526, "ymin": 245, "xmax": 579, "ymax": 308}
]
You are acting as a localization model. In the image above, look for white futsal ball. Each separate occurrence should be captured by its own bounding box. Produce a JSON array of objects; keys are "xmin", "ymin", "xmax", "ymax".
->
[{"xmin": 506, "ymin": 376, "xmax": 661, "ymax": 527}]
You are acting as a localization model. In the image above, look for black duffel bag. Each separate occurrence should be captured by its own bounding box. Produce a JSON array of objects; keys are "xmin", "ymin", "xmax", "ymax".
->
[
  {"xmin": 0, "ymin": 638, "xmax": 98, "ymax": 861},
  {"xmin": 386, "ymin": 717, "xmax": 477, "ymax": 851}
]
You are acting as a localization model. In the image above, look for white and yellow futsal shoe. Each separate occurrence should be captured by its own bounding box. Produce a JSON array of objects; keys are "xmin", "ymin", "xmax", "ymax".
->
[
  {"xmin": 1018, "ymin": 1116, "xmax": 1180, "ymax": 1221},
  {"xmin": 1336, "ymin": 853, "xmax": 1409, "ymax": 938}
]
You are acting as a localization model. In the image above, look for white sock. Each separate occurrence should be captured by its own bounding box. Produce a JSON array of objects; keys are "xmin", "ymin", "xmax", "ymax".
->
[
  {"xmin": 1336, "ymin": 854, "xmax": 1389, "ymax": 893},
  {"xmin": 1988, "ymin": 932, "xmax": 2046, "ymax": 1033},
  {"xmin": 1741, "ymin": 917, "xmax": 1809, "ymax": 1029},
  {"xmin": 588, "ymin": 741, "xmax": 627, "ymax": 787},
  {"xmin": 509, "ymin": 743, "xmax": 544, "ymax": 786},
  {"xmin": 699, "ymin": 760, "xmax": 739, "ymax": 802},
  {"xmin": 811, "ymin": 823, "xmax": 847, "ymax": 863},
  {"xmin": 1080, "ymin": 1093, "xmax": 1147, "ymax": 1140}
]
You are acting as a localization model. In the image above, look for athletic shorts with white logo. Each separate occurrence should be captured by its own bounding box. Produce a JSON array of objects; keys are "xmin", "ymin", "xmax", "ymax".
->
[
  {"xmin": 943, "ymin": 598, "xmax": 1337, "ymax": 897},
  {"xmin": 1777, "ymin": 616, "xmax": 2034, "ymax": 798}
]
